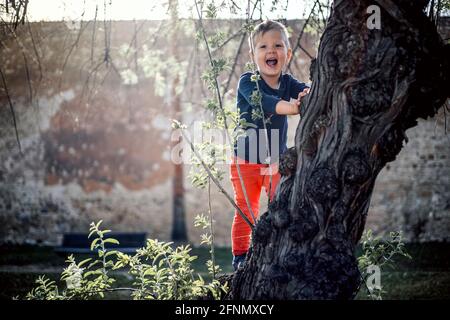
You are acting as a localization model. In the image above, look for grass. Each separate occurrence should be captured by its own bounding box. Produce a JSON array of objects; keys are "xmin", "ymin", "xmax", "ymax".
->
[{"xmin": 1, "ymin": 243, "xmax": 449, "ymax": 300}]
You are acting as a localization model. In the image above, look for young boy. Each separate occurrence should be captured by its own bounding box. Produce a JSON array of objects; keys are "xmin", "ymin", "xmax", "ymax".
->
[{"xmin": 231, "ymin": 20, "xmax": 310, "ymax": 270}]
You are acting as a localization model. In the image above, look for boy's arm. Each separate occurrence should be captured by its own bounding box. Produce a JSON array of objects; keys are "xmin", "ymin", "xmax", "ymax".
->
[
  {"xmin": 238, "ymin": 73, "xmax": 306, "ymax": 116},
  {"xmin": 276, "ymin": 87, "xmax": 310, "ymax": 115},
  {"xmin": 275, "ymin": 100, "xmax": 300, "ymax": 115}
]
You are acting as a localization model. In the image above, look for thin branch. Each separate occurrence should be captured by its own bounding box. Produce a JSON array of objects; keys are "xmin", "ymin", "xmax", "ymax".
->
[
  {"xmin": 211, "ymin": 28, "xmax": 244, "ymax": 54},
  {"xmin": 287, "ymin": 0, "xmax": 319, "ymax": 70},
  {"xmin": 246, "ymin": 3, "xmax": 276, "ymax": 207},
  {"xmin": 26, "ymin": 18, "xmax": 43, "ymax": 81},
  {"xmin": 299, "ymin": 43, "xmax": 314, "ymax": 59},
  {"xmin": 207, "ymin": 177, "xmax": 217, "ymax": 279},
  {"xmin": 22, "ymin": 51, "xmax": 32, "ymax": 104},
  {"xmin": 222, "ymin": 30, "xmax": 246, "ymax": 98},
  {"xmin": 180, "ymin": 127, "xmax": 254, "ymax": 230},
  {"xmin": 90, "ymin": 5, "xmax": 98, "ymax": 64},
  {"xmin": 133, "ymin": 19, "xmax": 139, "ymax": 73},
  {"xmin": 59, "ymin": 20, "xmax": 91, "ymax": 90},
  {"xmin": 194, "ymin": 0, "xmax": 258, "ymax": 225},
  {"xmin": 0, "ymin": 16, "xmax": 42, "ymax": 81},
  {"xmin": 0, "ymin": 66, "xmax": 22, "ymax": 155}
]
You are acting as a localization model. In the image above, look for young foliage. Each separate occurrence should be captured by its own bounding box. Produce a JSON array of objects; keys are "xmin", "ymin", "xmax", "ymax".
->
[
  {"xmin": 23, "ymin": 221, "xmax": 229, "ymax": 300},
  {"xmin": 357, "ymin": 230, "xmax": 411, "ymax": 300}
]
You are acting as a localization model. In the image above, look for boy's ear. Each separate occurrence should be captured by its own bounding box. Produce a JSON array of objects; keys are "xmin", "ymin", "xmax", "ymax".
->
[{"xmin": 286, "ymin": 47, "xmax": 293, "ymax": 63}]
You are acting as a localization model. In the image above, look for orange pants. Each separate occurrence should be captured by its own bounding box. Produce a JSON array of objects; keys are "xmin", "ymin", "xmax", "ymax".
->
[{"xmin": 230, "ymin": 157, "xmax": 281, "ymax": 256}]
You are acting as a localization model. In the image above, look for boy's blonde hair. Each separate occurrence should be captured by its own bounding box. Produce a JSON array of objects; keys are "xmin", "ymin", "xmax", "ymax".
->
[{"xmin": 249, "ymin": 20, "xmax": 291, "ymax": 52}]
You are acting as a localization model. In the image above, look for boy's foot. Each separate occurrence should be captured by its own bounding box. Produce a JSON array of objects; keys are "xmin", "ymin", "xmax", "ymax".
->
[{"xmin": 232, "ymin": 253, "xmax": 247, "ymax": 271}]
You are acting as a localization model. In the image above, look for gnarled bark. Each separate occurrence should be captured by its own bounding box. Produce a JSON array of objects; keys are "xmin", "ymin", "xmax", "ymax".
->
[{"xmin": 229, "ymin": 0, "xmax": 449, "ymax": 299}]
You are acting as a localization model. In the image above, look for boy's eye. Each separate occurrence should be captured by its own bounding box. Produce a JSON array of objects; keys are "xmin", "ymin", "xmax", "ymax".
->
[
  {"xmin": 276, "ymin": 44, "xmax": 283, "ymax": 47},
  {"xmin": 259, "ymin": 45, "xmax": 266, "ymax": 49}
]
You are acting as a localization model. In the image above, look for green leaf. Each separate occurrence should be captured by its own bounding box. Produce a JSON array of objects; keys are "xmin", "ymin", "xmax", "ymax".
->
[
  {"xmin": 84, "ymin": 270, "xmax": 103, "ymax": 277},
  {"xmin": 103, "ymin": 238, "xmax": 120, "ymax": 245},
  {"xmin": 144, "ymin": 267, "xmax": 156, "ymax": 276},
  {"xmin": 87, "ymin": 260, "xmax": 103, "ymax": 269},
  {"xmin": 105, "ymin": 251, "xmax": 118, "ymax": 258},
  {"xmin": 90, "ymin": 238, "xmax": 100, "ymax": 251},
  {"xmin": 78, "ymin": 258, "xmax": 92, "ymax": 268}
]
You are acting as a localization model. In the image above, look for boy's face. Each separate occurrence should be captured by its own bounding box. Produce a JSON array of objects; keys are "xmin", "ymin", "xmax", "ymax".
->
[{"xmin": 251, "ymin": 29, "xmax": 292, "ymax": 80}]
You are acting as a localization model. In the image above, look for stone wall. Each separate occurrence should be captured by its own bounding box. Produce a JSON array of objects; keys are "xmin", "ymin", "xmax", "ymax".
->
[
  {"xmin": 0, "ymin": 19, "xmax": 448, "ymax": 246},
  {"xmin": 367, "ymin": 110, "xmax": 450, "ymax": 242}
]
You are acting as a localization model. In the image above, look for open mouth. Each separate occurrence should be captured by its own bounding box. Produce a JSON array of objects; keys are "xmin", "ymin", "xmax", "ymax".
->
[{"xmin": 266, "ymin": 58, "xmax": 278, "ymax": 67}]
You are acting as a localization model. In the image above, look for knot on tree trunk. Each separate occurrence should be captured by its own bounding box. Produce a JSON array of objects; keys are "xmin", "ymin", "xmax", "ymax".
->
[
  {"xmin": 342, "ymin": 150, "xmax": 371, "ymax": 185},
  {"xmin": 305, "ymin": 242, "xmax": 361, "ymax": 299},
  {"xmin": 288, "ymin": 220, "xmax": 319, "ymax": 243},
  {"xmin": 278, "ymin": 147, "xmax": 297, "ymax": 176},
  {"xmin": 252, "ymin": 211, "xmax": 273, "ymax": 245},
  {"xmin": 306, "ymin": 167, "xmax": 340, "ymax": 203},
  {"xmin": 272, "ymin": 209, "xmax": 291, "ymax": 229},
  {"xmin": 347, "ymin": 79, "xmax": 393, "ymax": 117}
]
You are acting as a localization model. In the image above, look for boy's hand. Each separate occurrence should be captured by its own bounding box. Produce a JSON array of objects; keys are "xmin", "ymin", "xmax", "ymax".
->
[
  {"xmin": 277, "ymin": 88, "xmax": 310, "ymax": 115},
  {"xmin": 296, "ymin": 88, "xmax": 310, "ymax": 115},
  {"xmin": 298, "ymin": 87, "xmax": 310, "ymax": 102}
]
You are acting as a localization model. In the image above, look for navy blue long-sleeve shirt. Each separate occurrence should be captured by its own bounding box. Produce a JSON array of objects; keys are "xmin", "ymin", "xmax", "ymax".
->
[{"xmin": 234, "ymin": 71, "xmax": 309, "ymax": 164}]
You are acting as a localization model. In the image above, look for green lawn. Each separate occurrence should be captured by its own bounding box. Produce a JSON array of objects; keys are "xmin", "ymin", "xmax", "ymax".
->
[{"xmin": 1, "ymin": 243, "xmax": 449, "ymax": 300}]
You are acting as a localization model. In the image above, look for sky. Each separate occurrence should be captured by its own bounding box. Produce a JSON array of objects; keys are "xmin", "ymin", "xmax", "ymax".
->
[{"xmin": 26, "ymin": 0, "xmax": 312, "ymax": 21}]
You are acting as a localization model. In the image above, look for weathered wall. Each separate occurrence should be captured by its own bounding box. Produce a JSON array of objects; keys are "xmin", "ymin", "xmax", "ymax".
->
[
  {"xmin": 0, "ymin": 19, "xmax": 448, "ymax": 246},
  {"xmin": 367, "ymin": 110, "xmax": 450, "ymax": 242}
]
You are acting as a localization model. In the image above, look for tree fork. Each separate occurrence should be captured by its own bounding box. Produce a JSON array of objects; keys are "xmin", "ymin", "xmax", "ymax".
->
[{"xmin": 228, "ymin": 0, "xmax": 449, "ymax": 300}]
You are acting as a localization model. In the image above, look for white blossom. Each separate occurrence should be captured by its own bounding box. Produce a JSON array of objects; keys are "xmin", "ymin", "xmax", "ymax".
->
[{"xmin": 64, "ymin": 263, "xmax": 84, "ymax": 290}]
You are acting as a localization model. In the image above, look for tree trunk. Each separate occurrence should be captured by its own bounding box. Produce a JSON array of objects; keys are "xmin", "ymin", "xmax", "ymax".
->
[
  {"xmin": 229, "ymin": 0, "xmax": 449, "ymax": 299},
  {"xmin": 169, "ymin": 0, "xmax": 187, "ymax": 242}
]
